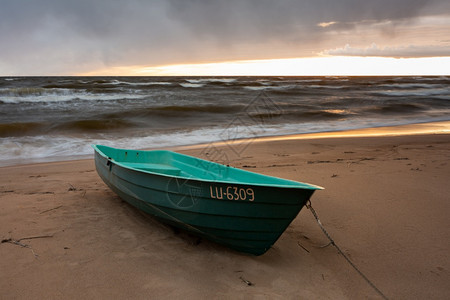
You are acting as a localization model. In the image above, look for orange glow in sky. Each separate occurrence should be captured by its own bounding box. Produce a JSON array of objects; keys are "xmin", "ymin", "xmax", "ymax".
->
[{"xmin": 85, "ymin": 56, "xmax": 450, "ymax": 76}]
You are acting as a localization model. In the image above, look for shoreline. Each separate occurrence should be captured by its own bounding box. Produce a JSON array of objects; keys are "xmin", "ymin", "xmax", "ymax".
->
[
  {"xmin": 1, "ymin": 120, "xmax": 449, "ymax": 169},
  {"xmin": 1, "ymin": 130, "xmax": 449, "ymax": 298},
  {"xmin": 179, "ymin": 120, "xmax": 450, "ymax": 151}
]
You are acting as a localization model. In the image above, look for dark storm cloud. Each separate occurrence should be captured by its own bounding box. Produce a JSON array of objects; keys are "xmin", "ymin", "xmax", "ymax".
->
[
  {"xmin": 0, "ymin": 0, "xmax": 172, "ymax": 73},
  {"xmin": 0, "ymin": 0, "xmax": 449, "ymax": 74}
]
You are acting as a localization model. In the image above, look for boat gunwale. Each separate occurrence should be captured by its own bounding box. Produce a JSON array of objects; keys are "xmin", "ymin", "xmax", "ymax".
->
[
  {"xmin": 96, "ymin": 158, "xmax": 313, "ymax": 220},
  {"xmin": 92, "ymin": 145, "xmax": 324, "ymax": 190},
  {"xmin": 111, "ymin": 171, "xmax": 308, "ymax": 207}
]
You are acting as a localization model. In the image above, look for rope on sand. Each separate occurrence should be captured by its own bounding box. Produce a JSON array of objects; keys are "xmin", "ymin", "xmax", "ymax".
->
[{"xmin": 306, "ymin": 201, "xmax": 389, "ymax": 300}]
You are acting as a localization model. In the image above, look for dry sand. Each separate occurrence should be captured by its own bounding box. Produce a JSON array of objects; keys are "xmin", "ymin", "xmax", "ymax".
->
[{"xmin": 1, "ymin": 129, "xmax": 449, "ymax": 299}]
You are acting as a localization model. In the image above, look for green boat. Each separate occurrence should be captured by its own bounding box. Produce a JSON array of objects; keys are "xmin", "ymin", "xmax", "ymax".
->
[{"xmin": 93, "ymin": 145, "xmax": 323, "ymax": 255}]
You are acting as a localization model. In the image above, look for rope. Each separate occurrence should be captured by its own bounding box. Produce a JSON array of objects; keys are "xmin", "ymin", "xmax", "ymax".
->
[{"xmin": 306, "ymin": 201, "xmax": 389, "ymax": 300}]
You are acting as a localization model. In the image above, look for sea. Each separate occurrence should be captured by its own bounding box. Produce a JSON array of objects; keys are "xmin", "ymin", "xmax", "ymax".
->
[{"xmin": 0, "ymin": 76, "xmax": 449, "ymax": 166}]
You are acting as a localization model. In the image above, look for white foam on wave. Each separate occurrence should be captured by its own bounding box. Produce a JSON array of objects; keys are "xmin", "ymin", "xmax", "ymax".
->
[
  {"xmin": 0, "ymin": 130, "xmax": 223, "ymax": 166},
  {"xmin": 110, "ymin": 80, "xmax": 173, "ymax": 86},
  {"xmin": 243, "ymin": 84, "xmax": 298, "ymax": 91},
  {"xmin": 0, "ymin": 123, "xmax": 291, "ymax": 166},
  {"xmin": 373, "ymin": 88, "xmax": 449, "ymax": 97},
  {"xmin": 185, "ymin": 78, "xmax": 237, "ymax": 84},
  {"xmin": 243, "ymin": 83, "xmax": 345, "ymax": 91},
  {"xmin": 0, "ymin": 88, "xmax": 148, "ymax": 104},
  {"xmin": 379, "ymin": 83, "xmax": 444, "ymax": 89},
  {"xmin": 179, "ymin": 83, "xmax": 205, "ymax": 88},
  {"xmin": 293, "ymin": 79, "xmax": 324, "ymax": 83},
  {"xmin": 0, "ymin": 118, "xmax": 425, "ymax": 167},
  {"xmin": 309, "ymin": 85, "xmax": 347, "ymax": 89},
  {"xmin": 243, "ymin": 86, "xmax": 267, "ymax": 91}
]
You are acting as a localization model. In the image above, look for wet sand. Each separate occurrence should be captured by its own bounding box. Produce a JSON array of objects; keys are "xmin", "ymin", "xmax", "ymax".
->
[{"xmin": 1, "ymin": 129, "xmax": 449, "ymax": 299}]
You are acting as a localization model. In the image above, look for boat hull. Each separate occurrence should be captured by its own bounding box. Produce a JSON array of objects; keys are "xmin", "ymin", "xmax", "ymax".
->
[{"xmin": 93, "ymin": 146, "xmax": 320, "ymax": 255}]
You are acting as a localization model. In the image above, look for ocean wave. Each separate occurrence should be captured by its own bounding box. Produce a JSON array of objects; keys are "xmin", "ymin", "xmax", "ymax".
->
[
  {"xmin": 2, "ymin": 118, "xmax": 436, "ymax": 167},
  {"xmin": 0, "ymin": 88, "xmax": 74, "ymax": 103},
  {"xmin": 42, "ymin": 78, "xmax": 173, "ymax": 89},
  {"xmin": 372, "ymin": 88, "xmax": 449, "ymax": 97},
  {"xmin": 0, "ymin": 88, "xmax": 148, "ymax": 104},
  {"xmin": 54, "ymin": 119, "xmax": 137, "ymax": 132},
  {"xmin": 378, "ymin": 83, "xmax": 445, "ymax": 89},
  {"xmin": 1, "ymin": 119, "xmax": 449, "ymax": 167},
  {"xmin": 0, "ymin": 119, "xmax": 139, "ymax": 137},
  {"xmin": 241, "ymin": 81, "xmax": 351, "ymax": 91},
  {"xmin": 103, "ymin": 104, "xmax": 245, "ymax": 121},
  {"xmin": 293, "ymin": 79, "xmax": 324, "ymax": 83},
  {"xmin": 0, "ymin": 127, "xmax": 233, "ymax": 166},
  {"xmin": 1, "ymin": 87, "xmax": 49, "ymax": 96},
  {"xmin": 0, "ymin": 103, "xmax": 246, "ymax": 137},
  {"xmin": 288, "ymin": 110, "xmax": 351, "ymax": 120},
  {"xmin": 1, "ymin": 76, "xmax": 449, "ymax": 167},
  {"xmin": 246, "ymin": 108, "xmax": 352, "ymax": 122},
  {"xmin": 185, "ymin": 78, "xmax": 237, "ymax": 84},
  {"xmin": 308, "ymin": 85, "xmax": 348, "ymax": 89},
  {"xmin": 411, "ymin": 76, "xmax": 450, "ymax": 81},
  {"xmin": 0, "ymin": 123, "xmax": 313, "ymax": 166},
  {"xmin": 43, "ymin": 83, "xmax": 86, "ymax": 89},
  {"xmin": 110, "ymin": 80, "xmax": 173, "ymax": 86},
  {"xmin": 0, "ymin": 122, "xmax": 47, "ymax": 137},
  {"xmin": 179, "ymin": 83, "xmax": 205, "ymax": 88},
  {"xmin": 153, "ymin": 104, "xmax": 243, "ymax": 113},
  {"xmin": 243, "ymin": 86, "xmax": 267, "ymax": 91},
  {"xmin": 367, "ymin": 103, "xmax": 426, "ymax": 114},
  {"xmin": 243, "ymin": 84, "xmax": 299, "ymax": 91}
]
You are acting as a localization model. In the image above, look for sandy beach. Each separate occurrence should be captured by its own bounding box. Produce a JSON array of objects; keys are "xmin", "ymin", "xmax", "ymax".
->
[{"xmin": 1, "ymin": 126, "xmax": 449, "ymax": 299}]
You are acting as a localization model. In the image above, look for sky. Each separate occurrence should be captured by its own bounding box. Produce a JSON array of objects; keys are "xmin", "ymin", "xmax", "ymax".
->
[{"xmin": 1, "ymin": 0, "xmax": 450, "ymax": 76}]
